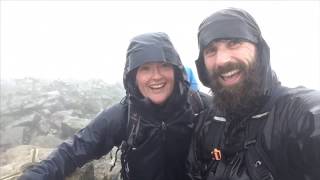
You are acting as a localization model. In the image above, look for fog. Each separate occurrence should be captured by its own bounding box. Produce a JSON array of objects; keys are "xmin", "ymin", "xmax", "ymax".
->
[{"xmin": 1, "ymin": 1, "xmax": 320, "ymax": 91}]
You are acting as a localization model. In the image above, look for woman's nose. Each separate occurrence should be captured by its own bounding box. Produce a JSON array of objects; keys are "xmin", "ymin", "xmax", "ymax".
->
[{"xmin": 151, "ymin": 66, "xmax": 162, "ymax": 79}]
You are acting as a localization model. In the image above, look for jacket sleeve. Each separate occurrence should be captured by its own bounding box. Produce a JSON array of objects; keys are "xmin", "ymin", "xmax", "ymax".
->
[
  {"xmin": 269, "ymin": 88, "xmax": 320, "ymax": 179},
  {"xmin": 18, "ymin": 103, "xmax": 127, "ymax": 180}
]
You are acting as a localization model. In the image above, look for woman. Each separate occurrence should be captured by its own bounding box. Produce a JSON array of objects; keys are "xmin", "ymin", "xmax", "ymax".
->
[{"xmin": 19, "ymin": 32, "xmax": 211, "ymax": 180}]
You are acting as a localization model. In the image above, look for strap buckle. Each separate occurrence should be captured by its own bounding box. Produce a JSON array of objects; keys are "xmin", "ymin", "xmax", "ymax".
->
[{"xmin": 211, "ymin": 148, "xmax": 222, "ymax": 160}]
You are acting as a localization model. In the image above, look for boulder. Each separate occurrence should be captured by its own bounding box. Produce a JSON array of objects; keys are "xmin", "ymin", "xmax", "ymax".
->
[{"xmin": 0, "ymin": 145, "xmax": 95, "ymax": 180}]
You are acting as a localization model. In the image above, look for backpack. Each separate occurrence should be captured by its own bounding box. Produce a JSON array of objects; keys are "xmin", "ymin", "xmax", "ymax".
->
[
  {"xmin": 203, "ymin": 87, "xmax": 288, "ymax": 180},
  {"xmin": 114, "ymin": 90, "xmax": 206, "ymax": 180},
  {"xmin": 205, "ymin": 113, "xmax": 275, "ymax": 180}
]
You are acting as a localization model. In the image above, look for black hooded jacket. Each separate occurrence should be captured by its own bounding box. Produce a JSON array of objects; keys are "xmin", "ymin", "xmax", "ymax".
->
[
  {"xmin": 18, "ymin": 32, "xmax": 211, "ymax": 180},
  {"xmin": 188, "ymin": 8, "xmax": 320, "ymax": 180}
]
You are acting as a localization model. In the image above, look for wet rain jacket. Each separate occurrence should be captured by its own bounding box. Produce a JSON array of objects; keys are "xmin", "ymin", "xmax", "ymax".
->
[
  {"xmin": 19, "ymin": 32, "xmax": 211, "ymax": 180},
  {"xmin": 188, "ymin": 8, "xmax": 320, "ymax": 180}
]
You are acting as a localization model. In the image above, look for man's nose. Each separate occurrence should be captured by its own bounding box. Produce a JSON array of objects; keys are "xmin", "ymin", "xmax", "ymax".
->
[{"xmin": 215, "ymin": 47, "xmax": 232, "ymax": 67}]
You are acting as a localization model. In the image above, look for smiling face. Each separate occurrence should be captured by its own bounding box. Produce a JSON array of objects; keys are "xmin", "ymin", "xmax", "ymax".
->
[
  {"xmin": 203, "ymin": 39, "xmax": 257, "ymax": 88},
  {"xmin": 136, "ymin": 62, "xmax": 175, "ymax": 105},
  {"xmin": 203, "ymin": 39, "xmax": 262, "ymax": 113}
]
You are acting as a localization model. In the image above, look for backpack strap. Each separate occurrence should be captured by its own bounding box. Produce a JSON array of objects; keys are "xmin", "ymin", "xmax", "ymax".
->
[
  {"xmin": 188, "ymin": 90, "xmax": 206, "ymax": 118},
  {"xmin": 244, "ymin": 86, "xmax": 289, "ymax": 180},
  {"xmin": 126, "ymin": 107, "xmax": 141, "ymax": 148},
  {"xmin": 245, "ymin": 113, "xmax": 275, "ymax": 180},
  {"xmin": 208, "ymin": 86, "xmax": 289, "ymax": 179},
  {"xmin": 119, "ymin": 94, "xmax": 143, "ymax": 180},
  {"xmin": 187, "ymin": 91, "xmax": 215, "ymax": 179},
  {"xmin": 188, "ymin": 90, "xmax": 209, "ymax": 140},
  {"xmin": 120, "ymin": 94, "xmax": 141, "ymax": 148}
]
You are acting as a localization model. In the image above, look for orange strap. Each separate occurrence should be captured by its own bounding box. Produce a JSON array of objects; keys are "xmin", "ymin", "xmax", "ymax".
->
[{"xmin": 211, "ymin": 148, "xmax": 222, "ymax": 160}]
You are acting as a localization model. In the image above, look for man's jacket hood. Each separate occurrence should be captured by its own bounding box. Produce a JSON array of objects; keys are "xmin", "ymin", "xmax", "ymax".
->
[
  {"xmin": 196, "ymin": 8, "xmax": 277, "ymax": 95},
  {"xmin": 123, "ymin": 32, "xmax": 187, "ymax": 96}
]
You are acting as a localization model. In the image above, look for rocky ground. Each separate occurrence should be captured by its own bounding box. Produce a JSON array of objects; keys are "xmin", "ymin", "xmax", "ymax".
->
[{"xmin": 0, "ymin": 78, "xmax": 124, "ymax": 180}]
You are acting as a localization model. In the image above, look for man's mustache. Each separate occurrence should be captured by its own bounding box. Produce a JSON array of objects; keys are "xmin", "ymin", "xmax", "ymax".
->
[{"xmin": 208, "ymin": 61, "xmax": 247, "ymax": 79}]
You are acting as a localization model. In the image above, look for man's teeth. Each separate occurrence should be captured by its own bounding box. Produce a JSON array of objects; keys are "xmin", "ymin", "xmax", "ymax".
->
[
  {"xmin": 150, "ymin": 83, "xmax": 165, "ymax": 89},
  {"xmin": 221, "ymin": 69, "xmax": 240, "ymax": 78}
]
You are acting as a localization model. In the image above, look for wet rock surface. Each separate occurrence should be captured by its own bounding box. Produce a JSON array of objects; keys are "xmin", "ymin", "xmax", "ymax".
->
[{"xmin": 0, "ymin": 78, "xmax": 124, "ymax": 180}]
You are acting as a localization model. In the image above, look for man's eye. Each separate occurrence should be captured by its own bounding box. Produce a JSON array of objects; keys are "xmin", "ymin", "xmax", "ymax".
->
[
  {"xmin": 227, "ymin": 39, "xmax": 242, "ymax": 48},
  {"xmin": 204, "ymin": 47, "xmax": 217, "ymax": 56}
]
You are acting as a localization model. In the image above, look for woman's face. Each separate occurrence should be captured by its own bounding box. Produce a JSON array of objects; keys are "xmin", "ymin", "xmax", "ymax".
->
[{"xmin": 136, "ymin": 62, "xmax": 175, "ymax": 105}]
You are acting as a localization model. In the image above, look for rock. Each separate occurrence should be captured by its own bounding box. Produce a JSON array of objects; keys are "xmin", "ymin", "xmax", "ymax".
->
[
  {"xmin": 0, "ymin": 127, "xmax": 24, "ymax": 150},
  {"xmin": 65, "ymin": 163, "xmax": 95, "ymax": 180},
  {"xmin": 29, "ymin": 134, "xmax": 63, "ymax": 148},
  {"xmin": 0, "ymin": 145, "xmax": 96, "ymax": 180},
  {"xmin": 60, "ymin": 117, "xmax": 91, "ymax": 139},
  {"xmin": 93, "ymin": 147, "xmax": 122, "ymax": 180},
  {"xmin": 0, "ymin": 78, "xmax": 125, "ymax": 179},
  {"xmin": 0, "ymin": 145, "xmax": 53, "ymax": 180}
]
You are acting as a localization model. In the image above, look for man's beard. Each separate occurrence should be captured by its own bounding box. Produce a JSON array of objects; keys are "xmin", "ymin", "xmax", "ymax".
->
[{"xmin": 209, "ymin": 59, "xmax": 263, "ymax": 117}]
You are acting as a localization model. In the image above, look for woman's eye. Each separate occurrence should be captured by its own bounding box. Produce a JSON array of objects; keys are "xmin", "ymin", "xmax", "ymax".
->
[
  {"xmin": 161, "ymin": 63, "xmax": 171, "ymax": 68},
  {"xmin": 139, "ymin": 65, "xmax": 150, "ymax": 71}
]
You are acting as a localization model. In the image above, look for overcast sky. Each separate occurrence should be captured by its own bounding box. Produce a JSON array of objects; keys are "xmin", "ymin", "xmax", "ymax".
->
[{"xmin": 1, "ymin": 0, "xmax": 320, "ymax": 91}]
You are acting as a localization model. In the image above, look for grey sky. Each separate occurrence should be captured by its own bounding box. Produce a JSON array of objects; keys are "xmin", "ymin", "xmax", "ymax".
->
[{"xmin": 1, "ymin": 1, "xmax": 320, "ymax": 91}]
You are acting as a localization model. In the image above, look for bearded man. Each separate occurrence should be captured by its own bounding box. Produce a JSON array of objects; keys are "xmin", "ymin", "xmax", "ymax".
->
[{"xmin": 187, "ymin": 8, "xmax": 320, "ymax": 180}]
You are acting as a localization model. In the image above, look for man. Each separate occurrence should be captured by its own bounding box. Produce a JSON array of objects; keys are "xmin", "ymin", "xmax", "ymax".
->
[{"xmin": 187, "ymin": 8, "xmax": 320, "ymax": 180}]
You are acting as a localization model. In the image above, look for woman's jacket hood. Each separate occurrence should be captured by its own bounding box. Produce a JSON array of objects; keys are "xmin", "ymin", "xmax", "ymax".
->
[
  {"xmin": 196, "ymin": 8, "xmax": 277, "ymax": 95},
  {"xmin": 123, "ymin": 32, "xmax": 186, "ymax": 93},
  {"xmin": 123, "ymin": 32, "xmax": 189, "ymax": 114}
]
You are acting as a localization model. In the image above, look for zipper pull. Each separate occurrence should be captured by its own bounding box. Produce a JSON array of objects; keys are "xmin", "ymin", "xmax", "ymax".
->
[{"xmin": 161, "ymin": 121, "xmax": 167, "ymax": 130}]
